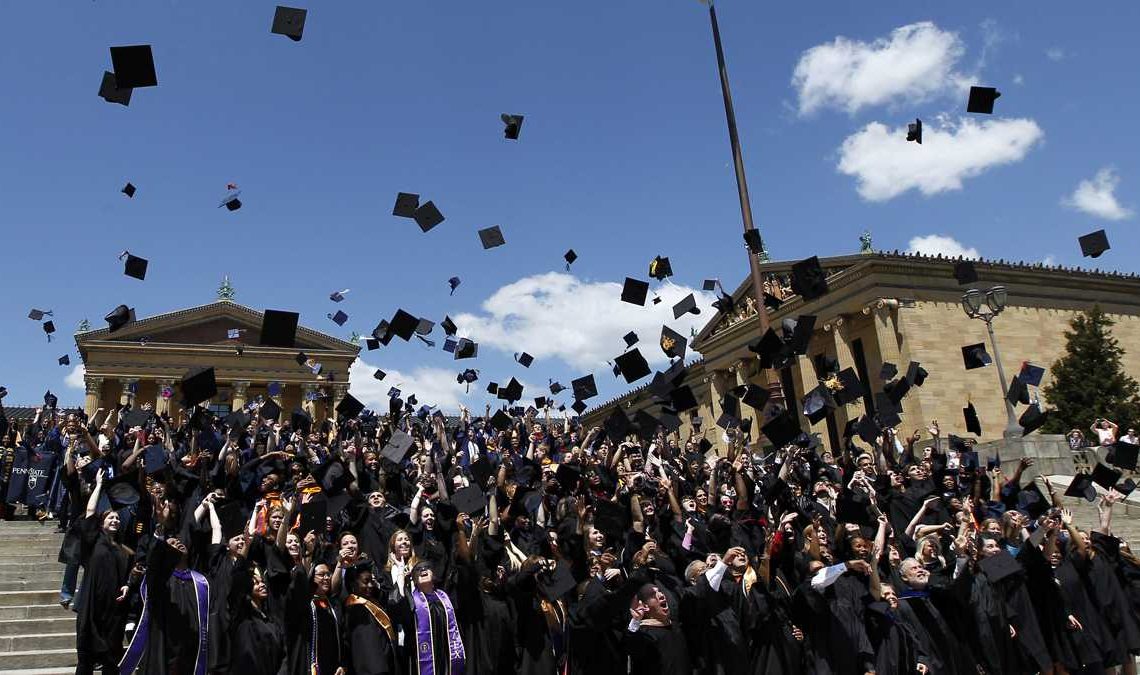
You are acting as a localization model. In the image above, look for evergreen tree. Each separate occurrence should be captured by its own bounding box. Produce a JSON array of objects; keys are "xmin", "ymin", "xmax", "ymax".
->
[{"xmin": 1041, "ymin": 305, "xmax": 1140, "ymax": 433}]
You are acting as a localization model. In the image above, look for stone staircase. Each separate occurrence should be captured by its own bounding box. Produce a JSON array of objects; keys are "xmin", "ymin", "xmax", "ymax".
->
[{"xmin": 0, "ymin": 520, "xmax": 75, "ymax": 674}]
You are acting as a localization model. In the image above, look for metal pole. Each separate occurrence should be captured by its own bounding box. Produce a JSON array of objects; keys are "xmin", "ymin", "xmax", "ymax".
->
[{"xmin": 984, "ymin": 317, "xmax": 1022, "ymax": 436}]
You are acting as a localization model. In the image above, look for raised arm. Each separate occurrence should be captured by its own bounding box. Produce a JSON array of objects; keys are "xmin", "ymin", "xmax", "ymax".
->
[{"xmin": 86, "ymin": 468, "xmax": 106, "ymax": 517}]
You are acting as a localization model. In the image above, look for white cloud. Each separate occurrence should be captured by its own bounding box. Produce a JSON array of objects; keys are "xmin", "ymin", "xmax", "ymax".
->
[
  {"xmin": 837, "ymin": 116, "xmax": 1044, "ymax": 201},
  {"xmin": 1062, "ymin": 168, "xmax": 1133, "ymax": 221},
  {"xmin": 1013, "ymin": 73, "xmax": 1025, "ymax": 85},
  {"xmin": 452, "ymin": 272, "xmax": 713, "ymax": 372},
  {"xmin": 792, "ymin": 21, "xmax": 969, "ymax": 115},
  {"xmin": 1042, "ymin": 255, "xmax": 1057, "ymax": 266},
  {"xmin": 907, "ymin": 235, "xmax": 980, "ymax": 259},
  {"xmin": 64, "ymin": 364, "xmax": 85, "ymax": 390},
  {"xmin": 1045, "ymin": 47, "xmax": 1067, "ymax": 62}
]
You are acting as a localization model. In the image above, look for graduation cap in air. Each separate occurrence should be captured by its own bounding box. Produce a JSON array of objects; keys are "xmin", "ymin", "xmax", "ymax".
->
[
  {"xmin": 28, "ymin": 309, "xmax": 51, "ymax": 322},
  {"xmin": 413, "ymin": 202, "xmax": 445, "ymax": 233},
  {"xmin": 1078, "ymin": 229, "xmax": 1110, "ymax": 259},
  {"xmin": 966, "ymin": 86, "xmax": 1000, "ymax": 114},
  {"xmin": 104, "ymin": 304, "xmax": 136, "ymax": 332},
  {"xmin": 963, "ymin": 400, "xmax": 982, "ymax": 435},
  {"xmin": 478, "ymin": 226, "xmax": 506, "ymax": 249},
  {"xmin": 446, "ymin": 277, "xmax": 461, "ymax": 296},
  {"xmin": 954, "ymin": 260, "xmax": 978, "ymax": 285},
  {"xmin": 1018, "ymin": 362, "xmax": 1046, "ymax": 388},
  {"xmin": 501, "ymin": 113, "xmax": 524, "ymax": 140},
  {"xmin": 571, "ymin": 374, "xmax": 597, "ymax": 401},
  {"xmin": 142, "ymin": 444, "xmax": 168, "ymax": 475},
  {"xmin": 905, "ymin": 361, "xmax": 928, "ymax": 387},
  {"xmin": 58, "ymin": 354, "xmax": 70, "ymax": 366},
  {"xmin": 905, "ymin": 118, "xmax": 922, "ymax": 144},
  {"xmin": 549, "ymin": 380, "xmax": 565, "ymax": 396},
  {"xmin": 457, "ymin": 368, "xmax": 478, "ymax": 385},
  {"xmin": 415, "ymin": 318, "xmax": 435, "ymax": 337},
  {"xmin": 489, "ymin": 409, "xmax": 512, "ymax": 431},
  {"xmin": 515, "ymin": 352, "xmax": 534, "ymax": 368},
  {"xmin": 1116, "ymin": 478, "xmax": 1137, "ymax": 499},
  {"xmin": 790, "ymin": 256, "xmax": 828, "ymax": 301},
  {"xmin": 380, "ymin": 430, "xmax": 414, "ymax": 464},
  {"xmin": 648, "ymin": 256, "xmax": 672, "ymax": 281},
  {"xmin": 836, "ymin": 491, "xmax": 874, "ymax": 526},
  {"xmin": 1091, "ymin": 462, "xmax": 1122, "ymax": 491},
  {"xmin": 387, "ymin": 309, "xmax": 418, "ymax": 341},
  {"xmin": 803, "ymin": 385, "xmax": 836, "ymax": 424},
  {"xmin": 603, "ymin": 407, "xmax": 631, "ymax": 441},
  {"xmin": 733, "ymin": 383, "xmax": 770, "ymax": 410},
  {"xmin": 110, "ymin": 45, "xmax": 157, "ymax": 88},
  {"xmin": 259, "ymin": 398, "xmax": 281, "ymax": 422},
  {"xmin": 106, "ymin": 480, "xmax": 140, "ymax": 509},
  {"xmin": 613, "ymin": 349, "xmax": 651, "ymax": 384},
  {"xmin": 563, "ymin": 249, "xmax": 577, "ymax": 269},
  {"xmin": 336, "ymin": 394, "xmax": 365, "ymax": 419},
  {"xmin": 1018, "ymin": 403, "xmax": 1048, "ymax": 436},
  {"xmin": 961, "ymin": 343, "xmax": 991, "ymax": 370},
  {"xmin": 885, "ymin": 376, "xmax": 911, "ymax": 405},
  {"xmin": 121, "ymin": 182, "xmax": 137, "ymax": 198},
  {"xmin": 271, "ymin": 6, "xmax": 307, "ymax": 41},
  {"xmin": 534, "ymin": 396, "xmax": 548, "ymax": 409},
  {"xmin": 702, "ymin": 279, "xmax": 719, "ymax": 293},
  {"xmin": 668, "ymin": 385, "xmax": 698, "ymax": 412},
  {"xmin": 749, "ymin": 328, "xmax": 787, "ymax": 369},
  {"xmin": 879, "ymin": 362, "xmax": 898, "ymax": 381},
  {"xmin": 219, "ymin": 188, "xmax": 242, "ymax": 211},
  {"xmin": 260, "ymin": 310, "xmax": 299, "ymax": 347},
  {"xmin": 297, "ymin": 495, "xmax": 327, "ymax": 539},
  {"xmin": 833, "ymin": 368, "xmax": 865, "ymax": 405},
  {"xmin": 1110, "ymin": 440, "xmax": 1139, "ymax": 471},
  {"xmin": 328, "ymin": 310, "xmax": 348, "ymax": 327},
  {"xmin": 439, "ymin": 316, "xmax": 458, "ymax": 337},
  {"xmin": 98, "ymin": 71, "xmax": 132, "ymax": 106},
  {"xmin": 743, "ymin": 229, "xmax": 764, "ymax": 255},
  {"xmin": 1006, "ymin": 376, "xmax": 1030, "ymax": 406},
  {"xmin": 329, "ymin": 288, "xmax": 351, "ymax": 303},
  {"xmin": 784, "ymin": 315, "xmax": 816, "ymax": 355},
  {"xmin": 454, "ymin": 338, "xmax": 477, "ymax": 359},
  {"xmin": 180, "ymin": 367, "xmax": 217, "ymax": 408},
  {"xmin": 498, "ymin": 378, "xmax": 524, "ymax": 403},
  {"xmin": 392, "ymin": 192, "xmax": 419, "ymax": 218},
  {"xmin": 215, "ymin": 501, "xmax": 248, "ymax": 540},
  {"xmin": 672, "ymin": 294, "xmax": 699, "ymax": 320},
  {"xmin": 711, "ymin": 291, "xmax": 735, "ymax": 314},
  {"xmin": 620, "ymin": 331, "xmax": 639, "ymax": 349},
  {"xmin": 42, "ymin": 321, "xmax": 56, "ymax": 341},
  {"xmin": 660, "ymin": 326, "xmax": 687, "ymax": 360},
  {"xmin": 1064, "ymin": 473, "xmax": 1098, "ymax": 503},
  {"xmin": 451, "ymin": 485, "xmax": 486, "ymax": 516},
  {"xmin": 978, "ymin": 550, "xmax": 1021, "ymax": 584},
  {"xmin": 621, "ymin": 278, "xmax": 649, "ymax": 306},
  {"xmin": 762, "ymin": 410, "xmax": 801, "ymax": 448}
]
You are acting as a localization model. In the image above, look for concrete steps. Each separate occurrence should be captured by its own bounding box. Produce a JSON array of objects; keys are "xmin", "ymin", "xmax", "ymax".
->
[{"xmin": 0, "ymin": 521, "xmax": 75, "ymax": 672}]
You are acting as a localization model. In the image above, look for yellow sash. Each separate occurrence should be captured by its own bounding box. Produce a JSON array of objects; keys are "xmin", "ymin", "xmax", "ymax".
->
[{"xmin": 346, "ymin": 594, "xmax": 396, "ymax": 642}]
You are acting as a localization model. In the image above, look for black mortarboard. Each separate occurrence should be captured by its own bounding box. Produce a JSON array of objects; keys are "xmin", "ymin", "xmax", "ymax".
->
[
  {"xmin": 961, "ymin": 343, "xmax": 991, "ymax": 370},
  {"xmin": 1018, "ymin": 403, "xmax": 1048, "ymax": 436},
  {"xmin": 1091, "ymin": 462, "xmax": 1123, "ymax": 491},
  {"xmin": 1111, "ymin": 440, "xmax": 1139, "ymax": 471},
  {"xmin": 298, "ymin": 496, "xmax": 327, "ymax": 538},
  {"xmin": 217, "ymin": 501, "xmax": 248, "ymax": 540},
  {"xmin": 885, "ymin": 376, "xmax": 911, "ymax": 405},
  {"xmin": 499, "ymin": 378, "xmax": 524, "ymax": 403},
  {"xmin": 415, "ymin": 318, "xmax": 434, "ymax": 336},
  {"xmin": 549, "ymin": 380, "xmax": 565, "ymax": 395},
  {"xmin": 906, "ymin": 118, "xmax": 922, "ymax": 144},
  {"xmin": 623, "ymin": 331, "xmax": 639, "ymax": 348},
  {"xmin": 954, "ymin": 260, "xmax": 978, "ymax": 285},
  {"xmin": 106, "ymin": 480, "xmax": 140, "ymax": 509},
  {"xmin": 720, "ymin": 391, "xmax": 740, "ymax": 420},
  {"xmin": 571, "ymin": 400, "xmax": 587, "ymax": 415},
  {"xmin": 180, "ymin": 367, "xmax": 217, "ymax": 407},
  {"xmin": 259, "ymin": 399, "xmax": 281, "ymax": 421},
  {"xmin": 833, "ymin": 368, "xmax": 865, "ymax": 405},
  {"xmin": 380, "ymin": 431, "xmax": 414, "ymax": 464},
  {"xmin": 735, "ymin": 383, "xmax": 770, "ymax": 410},
  {"xmin": 458, "ymin": 369, "xmax": 478, "ymax": 384},
  {"xmin": 856, "ymin": 414, "xmax": 880, "ymax": 444},
  {"xmin": 555, "ymin": 463, "xmax": 581, "ymax": 493},
  {"xmin": 42, "ymin": 321, "xmax": 55, "ymax": 339},
  {"xmin": 905, "ymin": 361, "xmax": 928, "ymax": 387},
  {"xmin": 121, "ymin": 181, "xmax": 136, "ymax": 198},
  {"xmin": 455, "ymin": 338, "xmax": 478, "ymax": 359},
  {"xmin": 271, "ymin": 6, "xmax": 307, "ymax": 41},
  {"xmin": 122, "ymin": 253, "xmax": 148, "ymax": 280},
  {"xmin": 613, "ymin": 349, "xmax": 651, "ymax": 384},
  {"xmin": 743, "ymin": 229, "xmax": 764, "ymax": 255},
  {"xmin": 1019, "ymin": 362, "xmax": 1045, "ymax": 388},
  {"xmin": 515, "ymin": 352, "xmax": 534, "ymax": 368},
  {"xmin": 110, "ymin": 45, "xmax": 157, "ymax": 88},
  {"xmin": 715, "ymin": 410, "xmax": 739, "ymax": 431},
  {"xmin": 1116, "ymin": 479, "xmax": 1137, "ymax": 499},
  {"xmin": 966, "ymin": 86, "xmax": 1000, "ymax": 114},
  {"xmin": 803, "ymin": 385, "xmax": 836, "ymax": 424},
  {"xmin": 123, "ymin": 407, "xmax": 152, "ymax": 429},
  {"xmin": 963, "ymin": 401, "xmax": 982, "ymax": 435},
  {"xmin": 105, "ymin": 304, "xmax": 135, "ymax": 332},
  {"xmin": 785, "ymin": 315, "xmax": 816, "ymax": 356},
  {"xmin": 1078, "ymin": 229, "xmax": 1110, "ymax": 258},
  {"xmin": 979, "ymin": 551, "xmax": 1021, "ymax": 583},
  {"xmin": 749, "ymin": 328, "xmax": 787, "ymax": 369},
  {"xmin": 593, "ymin": 500, "xmax": 630, "ymax": 538},
  {"xmin": 413, "ymin": 201, "xmax": 445, "ymax": 233},
  {"xmin": 790, "ymin": 256, "xmax": 828, "ymax": 301},
  {"xmin": 441, "ymin": 316, "xmax": 458, "ymax": 336},
  {"xmin": 660, "ymin": 325, "xmax": 687, "ymax": 360},
  {"xmin": 702, "ymin": 279, "xmax": 718, "ymax": 292},
  {"xmin": 711, "ymin": 291, "xmax": 735, "ymax": 314},
  {"xmin": 603, "ymin": 408, "xmax": 631, "ymax": 442},
  {"xmin": 329, "ymin": 310, "xmax": 348, "ymax": 326},
  {"xmin": 501, "ymin": 113, "xmax": 524, "ymax": 140},
  {"xmin": 486, "ymin": 382, "xmax": 498, "ymax": 395},
  {"xmin": 571, "ymin": 375, "xmax": 597, "ymax": 401},
  {"xmin": 99, "ymin": 71, "xmax": 132, "ymax": 106},
  {"xmin": 365, "ymin": 339, "xmax": 380, "ymax": 351},
  {"xmin": 836, "ymin": 492, "xmax": 874, "ymax": 526},
  {"xmin": 336, "ymin": 394, "xmax": 365, "ymax": 419},
  {"xmin": 1064, "ymin": 473, "xmax": 1098, "ymax": 503},
  {"xmin": 468, "ymin": 457, "xmax": 493, "ymax": 488},
  {"xmin": 393, "ymin": 192, "xmax": 419, "ymax": 217},
  {"xmin": 142, "ymin": 444, "xmax": 168, "ymax": 474},
  {"xmin": 564, "ymin": 249, "xmax": 577, "ymax": 267},
  {"xmin": 28, "ymin": 309, "xmax": 51, "ymax": 321},
  {"xmin": 1017, "ymin": 481, "xmax": 1050, "ymax": 519},
  {"xmin": 762, "ymin": 410, "xmax": 800, "ymax": 448},
  {"xmin": 58, "ymin": 355, "xmax": 70, "ymax": 366},
  {"xmin": 490, "ymin": 410, "xmax": 512, "ymax": 431},
  {"xmin": 672, "ymin": 294, "xmax": 699, "ymax": 320},
  {"xmin": 668, "ymin": 385, "xmax": 698, "ymax": 412},
  {"xmin": 389, "ymin": 309, "xmax": 418, "ymax": 341},
  {"xmin": 1006, "ymin": 376, "xmax": 1030, "ymax": 406},
  {"xmin": 451, "ymin": 485, "xmax": 486, "ymax": 515},
  {"xmin": 534, "ymin": 396, "xmax": 548, "ymax": 409},
  {"xmin": 539, "ymin": 561, "xmax": 577, "ymax": 601},
  {"xmin": 621, "ymin": 277, "xmax": 649, "ymax": 306},
  {"xmin": 292, "ymin": 409, "xmax": 312, "ymax": 435},
  {"xmin": 478, "ymin": 226, "xmax": 506, "ymax": 249},
  {"xmin": 260, "ymin": 310, "xmax": 299, "ymax": 348},
  {"xmin": 649, "ymin": 256, "xmax": 673, "ymax": 281},
  {"xmin": 879, "ymin": 362, "xmax": 898, "ymax": 380}
]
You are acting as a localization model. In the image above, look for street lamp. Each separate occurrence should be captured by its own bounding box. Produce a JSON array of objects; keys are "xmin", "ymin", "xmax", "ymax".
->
[{"xmin": 961, "ymin": 285, "xmax": 1021, "ymax": 437}]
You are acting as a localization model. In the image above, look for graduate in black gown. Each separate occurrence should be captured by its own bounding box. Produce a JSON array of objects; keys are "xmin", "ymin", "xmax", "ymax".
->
[
  {"xmin": 342, "ymin": 560, "xmax": 401, "ymax": 675},
  {"xmin": 391, "ymin": 561, "xmax": 465, "ymax": 675},
  {"xmin": 284, "ymin": 546, "xmax": 343, "ymax": 675},
  {"xmin": 229, "ymin": 562, "xmax": 287, "ymax": 675}
]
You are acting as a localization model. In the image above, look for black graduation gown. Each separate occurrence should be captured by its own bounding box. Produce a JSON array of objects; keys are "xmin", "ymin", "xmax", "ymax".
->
[
  {"xmin": 134, "ymin": 540, "xmax": 214, "ymax": 675},
  {"xmin": 864, "ymin": 601, "xmax": 923, "ymax": 675},
  {"xmin": 1086, "ymin": 534, "xmax": 1140, "ymax": 666},
  {"xmin": 57, "ymin": 470, "xmax": 85, "ymax": 566},
  {"xmin": 746, "ymin": 573, "xmax": 805, "ymax": 675},
  {"xmin": 507, "ymin": 569, "xmax": 566, "ymax": 675},
  {"xmin": 344, "ymin": 599, "xmax": 402, "ymax": 675},
  {"xmin": 230, "ymin": 606, "xmax": 287, "ymax": 675},
  {"xmin": 454, "ymin": 562, "xmax": 516, "ymax": 675},
  {"xmin": 208, "ymin": 544, "xmax": 238, "ymax": 674},
  {"xmin": 690, "ymin": 573, "xmax": 749, "ymax": 675},
  {"xmin": 75, "ymin": 515, "xmax": 130, "ymax": 658},
  {"xmin": 894, "ymin": 590, "xmax": 974, "ymax": 675},
  {"xmin": 623, "ymin": 622, "xmax": 691, "ymax": 675},
  {"xmin": 391, "ymin": 590, "xmax": 456, "ymax": 675},
  {"xmin": 285, "ymin": 567, "xmax": 342, "ymax": 675},
  {"xmin": 1054, "ymin": 554, "xmax": 1109, "ymax": 671},
  {"xmin": 797, "ymin": 571, "xmax": 876, "ymax": 675}
]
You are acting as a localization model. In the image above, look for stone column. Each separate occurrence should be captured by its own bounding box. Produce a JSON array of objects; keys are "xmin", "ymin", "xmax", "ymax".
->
[
  {"xmin": 231, "ymin": 380, "xmax": 250, "ymax": 411},
  {"xmin": 829, "ymin": 318, "xmax": 862, "ymax": 431},
  {"xmin": 301, "ymin": 384, "xmax": 320, "ymax": 418},
  {"xmin": 269, "ymin": 383, "xmax": 285, "ymax": 422},
  {"xmin": 154, "ymin": 378, "xmax": 176, "ymax": 417},
  {"xmin": 83, "ymin": 376, "xmax": 104, "ymax": 418},
  {"xmin": 869, "ymin": 303, "xmax": 903, "ymax": 379},
  {"xmin": 329, "ymin": 384, "xmax": 349, "ymax": 421},
  {"xmin": 119, "ymin": 378, "xmax": 138, "ymax": 407}
]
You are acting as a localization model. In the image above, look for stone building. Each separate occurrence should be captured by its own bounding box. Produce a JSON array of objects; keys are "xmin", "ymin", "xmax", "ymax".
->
[
  {"xmin": 582, "ymin": 251, "xmax": 1140, "ymax": 455},
  {"xmin": 74, "ymin": 298, "xmax": 360, "ymax": 423}
]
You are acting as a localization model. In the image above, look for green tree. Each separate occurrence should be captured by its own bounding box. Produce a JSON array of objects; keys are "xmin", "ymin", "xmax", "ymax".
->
[{"xmin": 1041, "ymin": 305, "xmax": 1140, "ymax": 433}]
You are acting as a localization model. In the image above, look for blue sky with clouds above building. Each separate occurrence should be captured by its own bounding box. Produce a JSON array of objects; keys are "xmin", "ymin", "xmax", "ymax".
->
[{"xmin": 2, "ymin": 1, "xmax": 1137, "ymax": 410}]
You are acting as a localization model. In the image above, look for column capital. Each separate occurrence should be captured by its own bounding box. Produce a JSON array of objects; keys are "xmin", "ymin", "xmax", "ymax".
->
[
  {"xmin": 231, "ymin": 380, "xmax": 251, "ymax": 395},
  {"xmin": 84, "ymin": 375, "xmax": 104, "ymax": 394}
]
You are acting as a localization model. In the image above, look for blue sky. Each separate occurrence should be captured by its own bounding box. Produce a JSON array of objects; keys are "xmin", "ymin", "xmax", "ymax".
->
[{"xmin": 3, "ymin": 1, "xmax": 1137, "ymax": 410}]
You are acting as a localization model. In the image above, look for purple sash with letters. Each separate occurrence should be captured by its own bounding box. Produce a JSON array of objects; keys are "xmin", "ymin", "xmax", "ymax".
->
[
  {"xmin": 119, "ymin": 569, "xmax": 209, "ymax": 675},
  {"xmin": 412, "ymin": 588, "xmax": 465, "ymax": 675}
]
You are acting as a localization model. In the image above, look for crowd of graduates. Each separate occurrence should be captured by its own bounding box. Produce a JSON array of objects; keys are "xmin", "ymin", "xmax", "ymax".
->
[{"xmin": 1, "ymin": 392, "xmax": 1139, "ymax": 675}]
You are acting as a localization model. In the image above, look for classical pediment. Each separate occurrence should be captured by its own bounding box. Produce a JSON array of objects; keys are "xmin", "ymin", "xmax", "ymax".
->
[{"xmin": 76, "ymin": 300, "xmax": 357, "ymax": 353}]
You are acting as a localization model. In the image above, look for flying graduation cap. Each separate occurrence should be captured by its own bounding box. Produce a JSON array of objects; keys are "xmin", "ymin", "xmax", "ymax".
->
[
  {"xmin": 218, "ymin": 186, "xmax": 242, "ymax": 211},
  {"xmin": 414, "ymin": 202, "xmax": 445, "ymax": 233},
  {"xmin": 621, "ymin": 278, "xmax": 650, "ymax": 306},
  {"xmin": 42, "ymin": 321, "xmax": 56, "ymax": 341},
  {"xmin": 515, "ymin": 352, "xmax": 534, "ymax": 368},
  {"xmin": 1079, "ymin": 229, "xmax": 1110, "ymax": 258},
  {"xmin": 906, "ymin": 118, "xmax": 922, "ymax": 144},
  {"xmin": 501, "ymin": 114, "xmax": 524, "ymax": 140},
  {"xmin": 120, "ymin": 251, "xmax": 148, "ymax": 280},
  {"xmin": 448, "ymin": 277, "xmax": 461, "ymax": 295},
  {"xmin": 478, "ymin": 226, "xmax": 506, "ymax": 249},
  {"xmin": 28, "ymin": 309, "xmax": 52, "ymax": 321},
  {"xmin": 393, "ymin": 192, "xmax": 419, "ymax": 218},
  {"xmin": 672, "ymin": 294, "xmax": 699, "ymax": 319},
  {"xmin": 271, "ymin": 6, "xmax": 307, "ymax": 41},
  {"xmin": 329, "ymin": 288, "xmax": 349, "ymax": 302},
  {"xmin": 121, "ymin": 182, "xmax": 136, "ymax": 197},
  {"xmin": 109, "ymin": 45, "xmax": 158, "ymax": 89},
  {"xmin": 328, "ymin": 310, "xmax": 348, "ymax": 327},
  {"xmin": 966, "ymin": 86, "xmax": 1000, "ymax": 114},
  {"xmin": 564, "ymin": 249, "xmax": 577, "ymax": 270},
  {"xmin": 649, "ymin": 256, "xmax": 673, "ymax": 281},
  {"xmin": 98, "ymin": 71, "xmax": 132, "ymax": 106}
]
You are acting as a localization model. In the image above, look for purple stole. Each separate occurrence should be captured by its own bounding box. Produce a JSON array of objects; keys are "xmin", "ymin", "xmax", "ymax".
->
[
  {"xmin": 119, "ymin": 569, "xmax": 210, "ymax": 675},
  {"xmin": 411, "ymin": 588, "xmax": 465, "ymax": 675}
]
